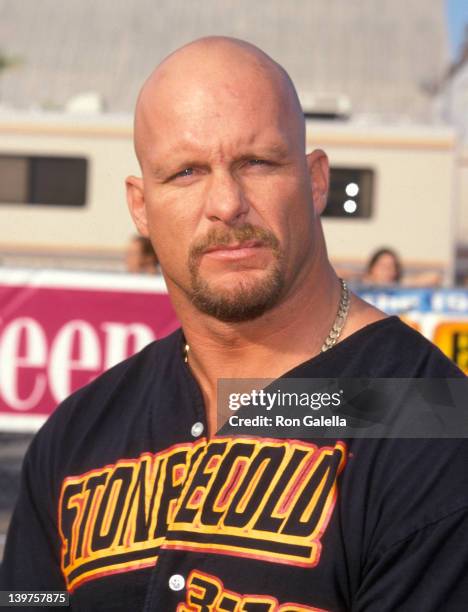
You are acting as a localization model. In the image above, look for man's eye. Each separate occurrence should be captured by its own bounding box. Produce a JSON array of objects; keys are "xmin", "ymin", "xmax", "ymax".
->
[
  {"xmin": 173, "ymin": 168, "xmax": 194, "ymax": 179},
  {"xmin": 248, "ymin": 159, "xmax": 268, "ymax": 166}
]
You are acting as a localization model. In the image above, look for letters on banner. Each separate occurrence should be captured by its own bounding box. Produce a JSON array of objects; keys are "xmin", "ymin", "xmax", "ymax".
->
[{"xmin": 0, "ymin": 275, "xmax": 467, "ymax": 430}]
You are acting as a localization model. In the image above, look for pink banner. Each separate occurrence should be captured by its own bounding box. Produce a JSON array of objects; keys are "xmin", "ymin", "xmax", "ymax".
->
[{"xmin": 0, "ymin": 271, "xmax": 179, "ymax": 429}]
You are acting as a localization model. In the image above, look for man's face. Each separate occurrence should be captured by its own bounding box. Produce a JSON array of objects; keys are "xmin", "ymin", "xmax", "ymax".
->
[
  {"xmin": 187, "ymin": 221, "xmax": 284, "ymax": 321},
  {"xmin": 129, "ymin": 69, "xmax": 319, "ymax": 322}
]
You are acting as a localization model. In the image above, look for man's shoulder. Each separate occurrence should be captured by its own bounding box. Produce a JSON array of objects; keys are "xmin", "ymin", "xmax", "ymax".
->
[
  {"xmin": 62, "ymin": 327, "xmax": 182, "ymax": 405},
  {"xmin": 300, "ymin": 317, "xmax": 465, "ymax": 378},
  {"xmin": 32, "ymin": 329, "xmax": 183, "ymax": 449},
  {"xmin": 362, "ymin": 316, "xmax": 465, "ymax": 377}
]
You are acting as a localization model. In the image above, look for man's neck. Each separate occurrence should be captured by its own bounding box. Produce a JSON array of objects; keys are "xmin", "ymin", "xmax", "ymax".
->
[{"xmin": 176, "ymin": 264, "xmax": 350, "ymax": 435}]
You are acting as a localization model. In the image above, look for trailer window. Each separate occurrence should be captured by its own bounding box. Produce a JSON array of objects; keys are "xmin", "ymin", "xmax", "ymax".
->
[
  {"xmin": 323, "ymin": 167, "xmax": 374, "ymax": 218},
  {"xmin": 0, "ymin": 155, "xmax": 88, "ymax": 207}
]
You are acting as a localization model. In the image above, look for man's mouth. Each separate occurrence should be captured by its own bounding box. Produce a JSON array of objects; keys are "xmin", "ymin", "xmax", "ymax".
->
[
  {"xmin": 202, "ymin": 240, "xmax": 266, "ymax": 260},
  {"xmin": 203, "ymin": 240, "xmax": 263, "ymax": 254}
]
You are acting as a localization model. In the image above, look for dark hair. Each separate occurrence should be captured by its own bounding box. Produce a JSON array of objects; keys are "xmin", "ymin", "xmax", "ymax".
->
[
  {"xmin": 134, "ymin": 236, "xmax": 158, "ymax": 263},
  {"xmin": 366, "ymin": 247, "xmax": 402, "ymax": 282}
]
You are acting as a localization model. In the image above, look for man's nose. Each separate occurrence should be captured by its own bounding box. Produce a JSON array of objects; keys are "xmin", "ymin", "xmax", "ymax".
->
[{"xmin": 204, "ymin": 170, "xmax": 249, "ymax": 225}]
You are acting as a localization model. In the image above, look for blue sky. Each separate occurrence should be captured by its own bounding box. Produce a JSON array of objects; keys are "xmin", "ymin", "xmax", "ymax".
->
[{"xmin": 446, "ymin": 0, "xmax": 468, "ymax": 58}]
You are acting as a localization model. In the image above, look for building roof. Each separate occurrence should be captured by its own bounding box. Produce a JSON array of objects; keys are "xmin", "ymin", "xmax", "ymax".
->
[{"xmin": 0, "ymin": 0, "xmax": 450, "ymax": 120}]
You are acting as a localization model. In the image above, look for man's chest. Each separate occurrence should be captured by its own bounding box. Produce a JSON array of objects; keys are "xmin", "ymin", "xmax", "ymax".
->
[{"xmin": 59, "ymin": 437, "xmax": 350, "ymax": 611}]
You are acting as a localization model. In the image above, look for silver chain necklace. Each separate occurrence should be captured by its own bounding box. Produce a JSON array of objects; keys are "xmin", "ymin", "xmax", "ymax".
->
[
  {"xmin": 320, "ymin": 278, "xmax": 350, "ymax": 352},
  {"xmin": 183, "ymin": 278, "xmax": 350, "ymax": 363}
]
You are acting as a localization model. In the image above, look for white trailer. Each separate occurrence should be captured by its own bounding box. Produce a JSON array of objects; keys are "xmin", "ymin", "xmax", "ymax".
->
[{"xmin": 0, "ymin": 112, "xmax": 459, "ymax": 281}]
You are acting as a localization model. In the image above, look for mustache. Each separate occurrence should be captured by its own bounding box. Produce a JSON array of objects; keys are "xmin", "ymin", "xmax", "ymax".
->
[{"xmin": 190, "ymin": 223, "xmax": 280, "ymax": 259}]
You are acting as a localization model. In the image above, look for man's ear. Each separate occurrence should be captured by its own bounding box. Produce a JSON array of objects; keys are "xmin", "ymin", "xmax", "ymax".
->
[
  {"xmin": 306, "ymin": 149, "xmax": 330, "ymax": 216},
  {"xmin": 125, "ymin": 176, "xmax": 149, "ymax": 237}
]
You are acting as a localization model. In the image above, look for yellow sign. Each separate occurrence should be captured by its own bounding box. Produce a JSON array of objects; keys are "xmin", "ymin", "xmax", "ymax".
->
[{"xmin": 434, "ymin": 322, "xmax": 468, "ymax": 374}]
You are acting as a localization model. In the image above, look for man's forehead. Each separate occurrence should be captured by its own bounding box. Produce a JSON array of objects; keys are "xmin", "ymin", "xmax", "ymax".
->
[
  {"xmin": 139, "ymin": 57, "xmax": 286, "ymax": 120},
  {"xmin": 138, "ymin": 96, "xmax": 294, "ymax": 169},
  {"xmin": 144, "ymin": 132, "xmax": 291, "ymax": 169},
  {"xmin": 134, "ymin": 37, "xmax": 305, "ymax": 165}
]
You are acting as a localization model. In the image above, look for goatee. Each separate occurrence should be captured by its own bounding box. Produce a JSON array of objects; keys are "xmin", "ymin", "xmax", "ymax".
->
[{"xmin": 188, "ymin": 223, "xmax": 285, "ymax": 322}]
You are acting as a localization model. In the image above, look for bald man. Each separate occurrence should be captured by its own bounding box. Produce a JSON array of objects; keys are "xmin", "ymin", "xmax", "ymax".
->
[{"xmin": 2, "ymin": 38, "xmax": 467, "ymax": 612}]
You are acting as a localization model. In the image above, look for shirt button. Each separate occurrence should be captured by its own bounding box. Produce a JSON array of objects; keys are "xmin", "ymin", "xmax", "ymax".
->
[
  {"xmin": 191, "ymin": 421, "xmax": 204, "ymax": 437},
  {"xmin": 168, "ymin": 574, "xmax": 185, "ymax": 591}
]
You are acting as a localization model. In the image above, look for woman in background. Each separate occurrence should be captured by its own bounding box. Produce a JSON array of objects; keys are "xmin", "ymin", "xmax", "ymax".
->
[
  {"xmin": 363, "ymin": 247, "xmax": 402, "ymax": 285},
  {"xmin": 125, "ymin": 235, "xmax": 160, "ymax": 275},
  {"xmin": 362, "ymin": 247, "xmax": 441, "ymax": 287}
]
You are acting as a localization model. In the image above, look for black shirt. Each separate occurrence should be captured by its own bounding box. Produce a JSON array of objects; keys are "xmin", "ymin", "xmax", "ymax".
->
[{"xmin": 1, "ymin": 317, "xmax": 467, "ymax": 611}]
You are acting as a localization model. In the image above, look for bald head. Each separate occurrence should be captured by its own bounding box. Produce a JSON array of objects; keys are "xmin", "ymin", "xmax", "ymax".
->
[
  {"xmin": 134, "ymin": 36, "xmax": 305, "ymax": 167},
  {"xmin": 126, "ymin": 36, "xmax": 331, "ymax": 325}
]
